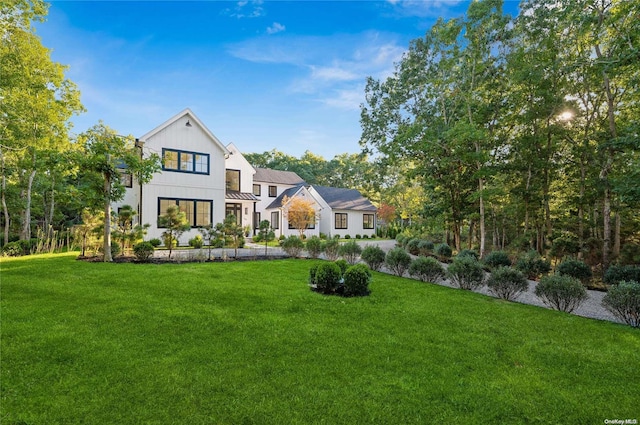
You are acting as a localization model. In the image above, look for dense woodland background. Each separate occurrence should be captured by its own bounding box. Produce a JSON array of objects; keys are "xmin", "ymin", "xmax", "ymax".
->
[{"xmin": 1, "ymin": 0, "xmax": 639, "ymax": 270}]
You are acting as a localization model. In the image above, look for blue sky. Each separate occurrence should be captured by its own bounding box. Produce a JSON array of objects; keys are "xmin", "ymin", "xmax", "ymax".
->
[{"xmin": 38, "ymin": 0, "xmax": 519, "ymax": 159}]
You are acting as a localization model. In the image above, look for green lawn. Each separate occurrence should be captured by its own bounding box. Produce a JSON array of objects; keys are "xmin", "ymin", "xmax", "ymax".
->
[{"xmin": 1, "ymin": 253, "xmax": 639, "ymax": 424}]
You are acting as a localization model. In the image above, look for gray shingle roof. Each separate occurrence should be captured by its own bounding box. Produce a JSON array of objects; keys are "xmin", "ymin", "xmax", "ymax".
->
[
  {"xmin": 312, "ymin": 185, "xmax": 377, "ymax": 211},
  {"xmin": 266, "ymin": 185, "xmax": 304, "ymax": 209},
  {"xmin": 253, "ymin": 168, "xmax": 305, "ymax": 185}
]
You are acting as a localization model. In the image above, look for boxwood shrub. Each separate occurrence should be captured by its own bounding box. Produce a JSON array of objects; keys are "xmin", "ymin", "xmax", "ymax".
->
[
  {"xmin": 483, "ymin": 250, "xmax": 511, "ymax": 269},
  {"xmin": 343, "ymin": 264, "xmax": 372, "ymax": 297},
  {"xmin": 315, "ymin": 262, "xmax": 342, "ymax": 294},
  {"xmin": 557, "ymin": 259, "xmax": 592, "ymax": 285}
]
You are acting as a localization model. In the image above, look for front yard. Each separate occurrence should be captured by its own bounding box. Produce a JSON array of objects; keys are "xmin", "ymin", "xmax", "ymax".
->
[{"xmin": 1, "ymin": 253, "xmax": 639, "ymax": 424}]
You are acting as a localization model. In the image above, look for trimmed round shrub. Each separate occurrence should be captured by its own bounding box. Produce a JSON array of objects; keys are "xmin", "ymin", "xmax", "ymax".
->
[
  {"xmin": 343, "ymin": 264, "xmax": 372, "ymax": 296},
  {"xmin": 434, "ymin": 243, "xmax": 452, "ymax": 259},
  {"xmin": 447, "ymin": 256, "xmax": 485, "ymax": 290},
  {"xmin": 344, "ymin": 234, "xmax": 351, "ymax": 239},
  {"xmin": 361, "ymin": 245, "xmax": 386, "ymax": 271},
  {"xmin": 457, "ymin": 249, "xmax": 479, "ymax": 260},
  {"xmin": 315, "ymin": 262, "xmax": 342, "ymax": 294},
  {"xmin": 148, "ymin": 238, "xmax": 162, "ymax": 248},
  {"xmin": 603, "ymin": 265, "xmax": 640, "ymax": 286},
  {"xmin": 323, "ymin": 238, "xmax": 341, "ymax": 261},
  {"xmin": 110, "ymin": 241, "xmax": 121, "ymax": 257},
  {"xmin": 133, "ymin": 241, "xmax": 155, "ymax": 262},
  {"xmin": 409, "ymin": 257, "xmax": 445, "ymax": 283},
  {"xmin": 335, "ymin": 259, "xmax": 349, "ymax": 277},
  {"xmin": 385, "ymin": 247, "xmax": 412, "ymax": 277},
  {"xmin": 282, "ymin": 236, "xmax": 305, "ymax": 258},
  {"xmin": 309, "ymin": 264, "xmax": 319, "ymax": 286},
  {"xmin": 534, "ymin": 275, "xmax": 587, "ymax": 313},
  {"xmin": 406, "ymin": 238, "xmax": 421, "ymax": 255},
  {"xmin": 339, "ymin": 240, "xmax": 363, "ymax": 265},
  {"xmin": 305, "ymin": 236, "xmax": 324, "ymax": 259},
  {"xmin": 602, "ymin": 281, "xmax": 640, "ymax": 327},
  {"xmin": 483, "ymin": 250, "xmax": 511, "ymax": 269},
  {"xmin": 557, "ymin": 259, "xmax": 592, "ymax": 285},
  {"xmin": 486, "ymin": 267, "xmax": 528, "ymax": 301},
  {"xmin": 515, "ymin": 250, "xmax": 551, "ymax": 280},
  {"xmin": 189, "ymin": 235, "xmax": 204, "ymax": 249},
  {"xmin": 418, "ymin": 240, "xmax": 434, "ymax": 256}
]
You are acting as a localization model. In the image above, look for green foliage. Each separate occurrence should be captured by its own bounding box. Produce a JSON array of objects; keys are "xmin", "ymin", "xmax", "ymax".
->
[
  {"xmin": 434, "ymin": 243, "xmax": 452, "ymax": 259},
  {"xmin": 314, "ymin": 262, "xmax": 342, "ymax": 294},
  {"xmin": 158, "ymin": 205, "xmax": 190, "ymax": 259},
  {"xmin": 361, "ymin": 245, "xmax": 386, "ymax": 271},
  {"xmin": 486, "ymin": 267, "xmax": 528, "ymax": 301},
  {"xmin": 556, "ymin": 260, "xmax": 592, "ymax": 285},
  {"xmin": 406, "ymin": 238, "xmax": 421, "ymax": 255},
  {"xmin": 343, "ymin": 264, "xmax": 372, "ymax": 296},
  {"xmin": 515, "ymin": 250, "xmax": 551, "ymax": 280},
  {"xmin": 110, "ymin": 241, "xmax": 121, "ymax": 257},
  {"xmin": 344, "ymin": 234, "xmax": 351, "ymax": 239},
  {"xmin": 222, "ymin": 215, "xmax": 244, "ymax": 257},
  {"xmin": 603, "ymin": 265, "xmax": 640, "ymax": 286},
  {"xmin": 148, "ymin": 238, "xmax": 161, "ymax": 248},
  {"xmin": 309, "ymin": 264, "xmax": 319, "ymax": 286},
  {"xmin": 483, "ymin": 251, "xmax": 511, "ymax": 269},
  {"xmin": 456, "ymin": 249, "xmax": 478, "ymax": 260},
  {"xmin": 335, "ymin": 259, "xmax": 349, "ymax": 277},
  {"xmin": 534, "ymin": 275, "xmax": 588, "ymax": 313},
  {"xmin": 385, "ymin": 247, "xmax": 412, "ymax": 277},
  {"xmin": 549, "ymin": 232, "xmax": 580, "ymax": 260},
  {"xmin": 619, "ymin": 243, "xmax": 640, "ymax": 266},
  {"xmin": 189, "ymin": 235, "xmax": 204, "ymax": 249},
  {"xmin": 133, "ymin": 241, "xmax": 155, "ymax": 262},
  {"xmin": 602, "ymin": 281, "xmax": 640, "ymax": 328},
  {"xmin": 322, "ymin": 238, "xmax": 340, "ymax": 261},
  {"xmin": 338, "ymin": 240, "xmax": 362, "ymax": 265},
  {"xmin": 409, "ymin": 256, "xmax": 445, "ymax": 283},
  {"xmin": 418, "ymin": 240, "xmax": 435, "ymax": 255},
  {"xmin": 305, "ymin": 236, "xmax": 323, "ymax": 259},
  {"xmin": 2, "ymin": 240, "xmax": 36, "ymax": 257},
  {"xmin": 447, "ymin": 257, "xmax": 485, "ymax": 290},
  {"xmin": 281, "ymin": 235, "xmax": 305, "ymax": 258},
  {"xmin": 257, "ymin": 220, "xmax": 275, "ymax": 256}
]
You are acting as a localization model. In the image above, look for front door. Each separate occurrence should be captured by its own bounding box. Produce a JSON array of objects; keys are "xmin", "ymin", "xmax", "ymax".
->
[{"xmin": 225, "ymin": 203, "xmax": 242, "ymax": 225}]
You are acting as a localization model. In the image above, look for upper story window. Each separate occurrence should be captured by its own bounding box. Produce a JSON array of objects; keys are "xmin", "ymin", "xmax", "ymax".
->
[
  {"xmin": 226, "ymin": 169, "xmax": 240, "ymax": 191},
  {"xmin": 268, "ymin": 185, "xmax": 277, "ymax": 197},
  {"xmin": 162, "ymin": 148, "xmax": 209, "ymax": 175},
  {"xmin": 119, "ymin": 170, "xmax": 133, "ymax": 188},
  {"xmin": 253, "ymin": 184, "xmax": 261, "ymax": 196}
]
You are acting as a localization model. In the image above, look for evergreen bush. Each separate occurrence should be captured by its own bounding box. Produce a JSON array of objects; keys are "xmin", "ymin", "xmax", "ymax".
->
[
  {"xmin": 343, "ymin": 264, "xmax": 372, "ymax": 296},
  {"xmin": 483, "ymin": 250, "xmax": 511, "ymax": 269},
  {"xmin": 447, "ymin": 257, "xmax": 485, "ymax": 290},
  {"xmin": 189, "ymin": 235, "xmax": 204, "ymax": 249},
  {"xmin": 418, "ymin": 240, "xmax": 434, "ymax": 256},
  {"xmin": 486, "ymin": 267, "xmax": 528, "ymax": 301},
  {"xmin": 315, "ymin": 262, "xmax": 342, "ymax": 294},
  {"xmin": 434, "ymin": 243, "xmax": 452, "ymax": 259},
  {"xmin": 339, "ymin": 240, "xmax": 362, "ymax": 264},
  {"xmin": 557, "ymin": 259, "xmax": 592, "ymax": 285},
  {"xmin": 281, "ymin": 236, "xmax": 305, "ymax": 258},
  {"xmin": 385, "ymin": 247, "xmax": 412, "ymax": 277},
  {"xmin": 323, "ymin": 238, "xmax": 341, "ymax": 261},
  {"xmin": 457, "ymin": 249, "xmax": 479, "ymax": 260},
  {"xmin": 603, "ymin": 265, "xmax": 640, "ymax": 286},
  {"xmin": 361, "ymin": 245, "xmax": 386, "ymax": 271},
  {"xmin": 602, "ymin": 281, "xmax": 640, "ymax": 328},
  {"xmin": 534, "ymin": 275, "xmax": 587, "ymax": 313},
  {"xmin": 335, "ymin": 259, "xmax": 349, "ymax": 277},
  {"xmin": 515, "ymin": 250, "xmax": 551, "ymax": 280},
  {"xmin": 408, "ymin": 257, "xmax": 445, "ymax": 283},
  {"xmin": 406, "ymin": 238, "xmax": 421, "ymax": 255},
  {"xmin": 148, "ymin": 238, "xmax": 162, "ymax": 248},
  {"xmin": 305, "ymin": 236, "xmax": 324, "ymax": 259},
  {"xmin": 133, "ymin": 241, "xmax": 155, "ymax": 262}
]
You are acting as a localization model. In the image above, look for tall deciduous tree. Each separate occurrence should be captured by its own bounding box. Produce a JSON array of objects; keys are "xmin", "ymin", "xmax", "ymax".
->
[
  {"xmin": 78, "ymin": 123, "xmax": 160, "ymax": 262},
  {"xmin": 281, "ymin": 195, "xmax": 317, "ymax": 238}
]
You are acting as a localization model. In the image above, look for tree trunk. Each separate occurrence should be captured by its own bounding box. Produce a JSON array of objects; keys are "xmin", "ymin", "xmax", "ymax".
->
[
  {"xmin": 20, "ymin": 168, "xmax": 36, "ymax": 241},
  {"xmin": 103, "ymin": 173, "xmax": 113, "ymax": 262},
  {"xmin": 468, "ymin": 219, "xmax": 475, "ymax": 250},
  {"xmin": 1, "ymin": 148, "xmax": 9, "ymax": 246},
  {"xmin": 613, "ymin": 210, "xmax": 620, "ymax": 259}
]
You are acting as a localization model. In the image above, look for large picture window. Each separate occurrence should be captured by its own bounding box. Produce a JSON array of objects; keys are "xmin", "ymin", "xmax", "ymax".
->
[
  {"xmin": 335, "ymin": 213, "xmax": 348, "ymax": 229},
  {"xmin": 363, "ymin": 214, "xmax": 375, "ymax": 229},
  {"xmin": 158, "ymin": 198, "xmax": 212, "ymax": 227},
  {"xmin": 162, "ymin": 149, "xmax": 209, "ymax": 175}
]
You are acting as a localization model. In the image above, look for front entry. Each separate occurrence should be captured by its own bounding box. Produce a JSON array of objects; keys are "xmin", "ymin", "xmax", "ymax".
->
[{"xmin": 225, "ymin": 203, "xmax": 242, "ymax": 225}]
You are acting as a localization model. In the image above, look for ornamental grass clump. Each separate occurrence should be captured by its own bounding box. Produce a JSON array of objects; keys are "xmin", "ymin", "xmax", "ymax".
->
[
  {"xmin": 602, "ymin": 281, "xmax": 640, "ymax": 328},
  {"xmin": 343, "ymin": 264, "xmax": 372, "ymax": 297},
  {"xmin": 385, "ymin": 247, "xmax": 412, "ymax": 277},
  {"xmin": 339, "ymin": 240, "xmax": 362, "ymax": 265},
  {"xmin": 408, "ymin": 257, "xmax": 445, "ymax": 283},
  {"xmin": 361, "ymin": 245, "xmax": 386, "ymax": 271},
  {"xmin": 486, "ymin": 267, "xmax": 528, "ymax": 301},
  {"xmin": 534, "ymin": 275, "xmax": 588, "ymax": 313},
  {"xmin": 447, "ymin": 256, "xmax": 485, "ymax": 290}
]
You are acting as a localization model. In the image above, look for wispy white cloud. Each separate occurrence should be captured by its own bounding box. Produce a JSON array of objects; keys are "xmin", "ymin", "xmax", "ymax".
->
[
  {"xmin": 384, "ymin": 0, "xmax": 466, "ymax": 18},
  {"xmin": 224, "ymin": 0, "xmax": 264, "ymax": 19},
  {"xmin": 227, "ymin": 31, "xmax": 405, "ymax": 110},
  {"xmin": 266, "ymin": 22, "xmax": 286, "ymax": 35}
]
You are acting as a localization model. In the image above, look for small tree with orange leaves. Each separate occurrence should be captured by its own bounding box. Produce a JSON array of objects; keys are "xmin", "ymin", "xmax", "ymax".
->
[{"xmin": 281, "ymin": 195, "xmax": 318, "ymax": 238}]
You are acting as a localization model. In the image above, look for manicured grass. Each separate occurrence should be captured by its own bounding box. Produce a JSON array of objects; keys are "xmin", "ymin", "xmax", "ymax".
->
[{"xmin": 2, "ymin": 253, "xmax": 639, "ymax": 424}]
